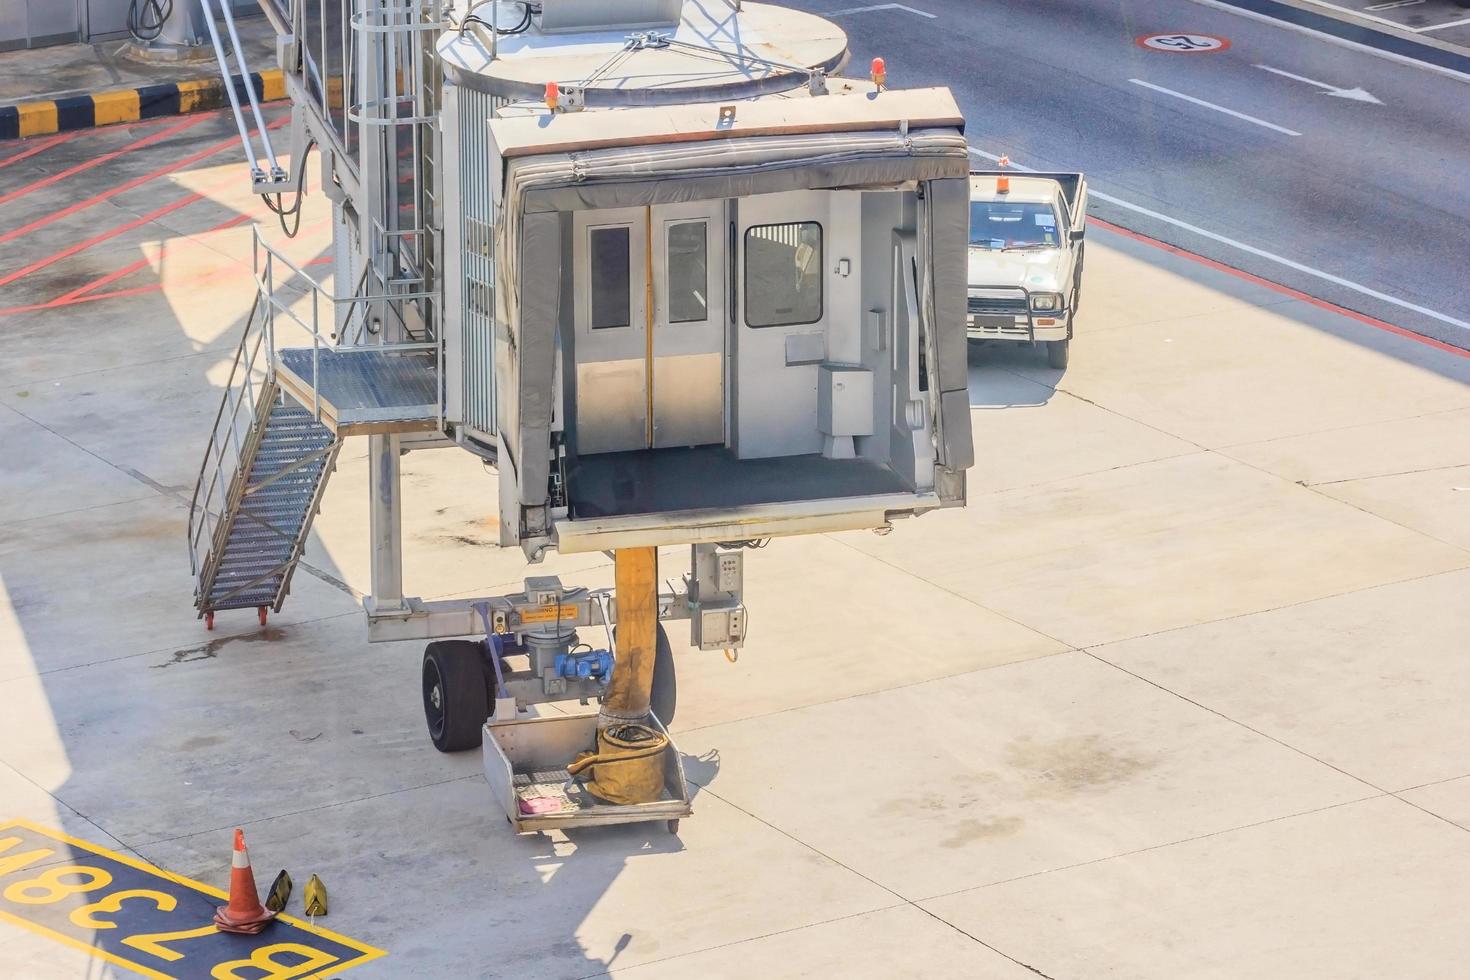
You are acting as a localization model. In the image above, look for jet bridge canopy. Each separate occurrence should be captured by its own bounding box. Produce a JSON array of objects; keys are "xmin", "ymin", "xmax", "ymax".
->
[{"xmin": 438, "ymin": 0, "xmax": 850, "ymax": 105}]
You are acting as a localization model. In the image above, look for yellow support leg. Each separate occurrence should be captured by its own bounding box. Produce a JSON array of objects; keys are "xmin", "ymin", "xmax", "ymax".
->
[{"xmin": 601, "ymin": 546, "xmax": 658, "ymax": 726}]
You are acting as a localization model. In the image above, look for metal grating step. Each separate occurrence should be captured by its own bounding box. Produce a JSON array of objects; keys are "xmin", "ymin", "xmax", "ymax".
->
[
  {"xmin": 191, "ymin": 366, "xmax": 342, "ymax": 622},
  {"xmin": 211, "ymin": 557, "xmax": 289, "ymax": 574}
]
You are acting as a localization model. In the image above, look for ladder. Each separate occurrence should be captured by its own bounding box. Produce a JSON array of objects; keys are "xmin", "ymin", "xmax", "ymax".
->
[{"xmin": 188, "ymin": 294, "xmax": 341, "ymax": 629}]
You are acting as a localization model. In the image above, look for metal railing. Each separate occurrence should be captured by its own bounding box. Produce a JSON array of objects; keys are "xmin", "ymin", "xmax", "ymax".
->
[
  {"xmin": 188, "ymin": 226, "xmax": 439, "ymax": 588},
  {"xmin": 186, "ymin": 288, "xmax": 274, "ymax": 588},
  {"xmin": 251, "ymin": 226, "xmax": 437, "ymax": 410}
]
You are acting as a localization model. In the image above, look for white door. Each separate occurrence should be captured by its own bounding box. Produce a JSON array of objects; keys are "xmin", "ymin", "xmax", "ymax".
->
[
  {"xmin": 573, "ymin": 208, "xmax": 649, "ymax": 455},
  {"xmin": 574, "ymin": 203, "xmax": 725, "ymax": 455},
  {"xmin": 734, "ymin": 190, "xmax": 829, "ymax": 459},
  {"xmin": 652, "ymin": 202, "xmax": 725, "ymax": 448}
]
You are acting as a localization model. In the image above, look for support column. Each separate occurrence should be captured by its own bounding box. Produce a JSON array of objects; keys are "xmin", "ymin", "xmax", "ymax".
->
[
  {"xmin": 366, "ymin": 433, "xmax": 408, "ymax": 617},
  {"xmin": 600, "ymin": 547, "xmax": 658, "ymax": 726}
]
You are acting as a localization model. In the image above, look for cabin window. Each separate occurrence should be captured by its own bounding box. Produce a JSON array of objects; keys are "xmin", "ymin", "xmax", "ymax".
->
[
  {"xmin": 667, "ymin": 221, "xmax": 709, "ymax": 323},
  {"xmin": 745, "ymin": 221, "xmax": 822, "ymax": 328},
  {"xmin": 589, "ymin": 226, "xmax": 632, "ymax": 329}
]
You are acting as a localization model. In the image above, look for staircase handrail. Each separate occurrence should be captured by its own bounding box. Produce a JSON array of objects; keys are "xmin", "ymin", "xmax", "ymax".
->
[
  {"xmin": 186, "ymin": 289, "xmax": 272, "ymax": 581},
  {"xmin": 190, "ymin": 227, "xmax": 441, "ymax": 580}
]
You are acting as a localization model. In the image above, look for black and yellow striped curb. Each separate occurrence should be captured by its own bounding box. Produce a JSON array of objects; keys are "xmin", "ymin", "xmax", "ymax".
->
[{"xmin": 0, "ymin": 68, "xmax": 285, "ymax": 141}]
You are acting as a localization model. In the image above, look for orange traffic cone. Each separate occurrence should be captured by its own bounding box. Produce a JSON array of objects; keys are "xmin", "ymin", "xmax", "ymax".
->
[{"xmin": 213, "ymin": 828, "xmax": 276, "ymax": 935}]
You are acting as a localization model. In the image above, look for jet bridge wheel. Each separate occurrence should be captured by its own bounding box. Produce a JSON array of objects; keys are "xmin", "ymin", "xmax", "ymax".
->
[
  {"xmin": 423, "ymin": 640, "xmax": 491, "ymax": 752},
  {"xmin": 651, "ymin": 624, "xmax": 677, "ymax": 729}
]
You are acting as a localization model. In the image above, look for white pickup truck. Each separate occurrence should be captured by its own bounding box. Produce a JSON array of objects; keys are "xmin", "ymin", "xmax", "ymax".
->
[{"xmin": 966, "ymin": 171, "xmax": 1088, "ymax": 368}]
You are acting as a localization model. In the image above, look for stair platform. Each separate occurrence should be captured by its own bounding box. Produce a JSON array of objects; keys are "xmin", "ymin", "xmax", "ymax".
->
[{"xmin": 275, "ymin": 346, "xmax": 439, "ymax": 436}]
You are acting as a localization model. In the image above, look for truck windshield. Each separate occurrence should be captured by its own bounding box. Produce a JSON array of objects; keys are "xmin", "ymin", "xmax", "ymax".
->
[{"xmin": 969, "ymin": 200, "xmax": 1062, "ymax": 250}]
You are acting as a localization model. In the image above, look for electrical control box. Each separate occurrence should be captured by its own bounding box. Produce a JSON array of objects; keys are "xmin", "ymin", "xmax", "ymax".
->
[
  {"xmin": 695, "ymin": 605, "xmax": 747, "ymax": 652},
  {"xmin": 689, "ymin": 545, "xmax": 747, "ymax": 651}
]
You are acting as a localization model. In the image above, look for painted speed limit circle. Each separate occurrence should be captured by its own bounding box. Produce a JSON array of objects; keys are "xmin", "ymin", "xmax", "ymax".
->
[{"xmin": 1136, "ymin": 32, "xmax": 1231, "ymax": 53}]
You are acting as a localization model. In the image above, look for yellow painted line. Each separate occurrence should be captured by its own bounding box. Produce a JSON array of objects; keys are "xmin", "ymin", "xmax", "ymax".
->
[
  {"xmin": 260, "ymin": 70, "xmax": 286, "ymax": 102},
  {"xmin": 175, "ymin": 78, "xmax": 221, "ymax": 114},
  {"xmin": 92, "ymin": 89, "xmax": 141, "ymax": 127},
  {"xmin": 17, "ymin": 102, "xmax": 57, "ymax": 138},
  {"xmin": 0, "ymin": 818, "xmax": 388, "ymax": 972},
  {"xmin": 0, "ymin": 908, "xmax": 172, "ymax": 979}
]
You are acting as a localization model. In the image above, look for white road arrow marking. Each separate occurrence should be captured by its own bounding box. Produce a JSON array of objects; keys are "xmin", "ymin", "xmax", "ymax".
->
[
  {"xmin": 1255, "ymin": 64, "xmax": 1384, "ymax": 103},
  {"xmin": 825, "ymin": 3, "xmax": 937, "ymax": 18},
  {"xmin": 1128, "ymin": 78, "xmax": 1302, "ymax": 135}
]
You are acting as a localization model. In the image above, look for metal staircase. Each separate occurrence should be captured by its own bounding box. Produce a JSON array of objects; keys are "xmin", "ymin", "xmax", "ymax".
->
[
  {"xmin": 188, "ymin": 292, "xmax": 341, "ymax": 630},
  {"xmin": 188, "ymin": 227, "xmax": 442, "ymax": 628}
]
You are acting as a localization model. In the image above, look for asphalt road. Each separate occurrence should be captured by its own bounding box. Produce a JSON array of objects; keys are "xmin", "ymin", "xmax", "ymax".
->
[{"xmin": 797, "ymin": 0, "xmax": 1470, "ymax": 348}]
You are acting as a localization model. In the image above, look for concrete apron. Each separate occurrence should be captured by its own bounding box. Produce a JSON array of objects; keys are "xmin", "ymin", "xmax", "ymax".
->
[{"xmin": 1, "ymin": 121, "xmax": 1470, "ymax": 978}]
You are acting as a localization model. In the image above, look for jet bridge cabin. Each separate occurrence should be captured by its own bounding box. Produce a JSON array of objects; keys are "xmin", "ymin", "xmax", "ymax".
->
[{"xmin": 445, "ymin": 90, "xmax": 975, "ymax": 560}]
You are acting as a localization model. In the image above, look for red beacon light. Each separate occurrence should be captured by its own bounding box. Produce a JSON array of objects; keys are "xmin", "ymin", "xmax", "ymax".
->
[
  {"xmin": 544, "ymin": 81, "xmax": 560, "ymax": 112},
  {"xmin": 996, "ymin": 154, "xmax": 1010, "ymax": 194},
  {"xmin": 871, "ymin": 57, "xmax": 886, "ymax": 90}
]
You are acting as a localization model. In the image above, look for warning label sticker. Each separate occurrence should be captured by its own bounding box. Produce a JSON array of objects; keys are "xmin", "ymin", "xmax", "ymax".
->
[{"xmin": 518, "ymin": 605, "xmax": 580, "ymax": 625}]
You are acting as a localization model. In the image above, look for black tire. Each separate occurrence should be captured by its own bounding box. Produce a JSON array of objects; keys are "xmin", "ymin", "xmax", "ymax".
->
[
  {"xmin": 1046, "ymin": 339, "xmax": 1070, "ymax": 369},
  {"xmin": 423, "ymin": 640, "xmax": 490, "ymax": 752},
  {"xmin": 651, "ymin": 623, "xmax": 677, "ymax": 728},
  {"xmin": 612, "ymin": 623, "xmax": 678, "ymax": 727}
]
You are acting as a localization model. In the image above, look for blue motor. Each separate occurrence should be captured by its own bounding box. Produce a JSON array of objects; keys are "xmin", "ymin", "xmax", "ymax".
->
[{"xmin": 554, "ymin": 649, "xmax": 614, "ymax": 682}]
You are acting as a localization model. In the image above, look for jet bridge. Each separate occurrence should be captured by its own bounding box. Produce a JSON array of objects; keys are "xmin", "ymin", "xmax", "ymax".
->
[{"xmin": 188, "ymin": 0, "xmax": 975, "ymax": 832}]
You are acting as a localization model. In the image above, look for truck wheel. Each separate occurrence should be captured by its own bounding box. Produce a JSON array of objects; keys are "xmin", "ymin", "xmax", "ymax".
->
[
  {"xmin": 611, "ymin": 623, "xmax": 677, "ymax": 727},
  {"xmin": 1046, "ymin": 339, "xmax": 1070, "ymax": 369},
  {"xmin": 423, "ymin": 640, "xmax": 490, "ymax": 752}
]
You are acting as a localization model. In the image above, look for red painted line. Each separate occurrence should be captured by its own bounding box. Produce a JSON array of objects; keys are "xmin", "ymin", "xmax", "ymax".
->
[
  {"xmin": 0, "ymin": 131, "xmax": 81, "ymax": 172},
  {"xmin": 0, "ymin": 114, "xmax": 285, "ymax": 247},
  {"xmin": 50, "ymin": 254, "xmax": 155, "ymax": 303},
  {"xmin": 0, "ymin": 115, "xmax": 207, "ymax": 209},
  {"xmin": 0, "ymin": 191, "xmax": 204, "ymax": 290},
  {"xmin": 0, "ymin": 231, "xmax": 329, "ymax": 317},
  {"xmin": 51, "ymin": 212, "xmax": 254, "ymax": 303},
  {"xmin": 1087, "ymin": 215, "xmax": 1470, "ymax": 361}
]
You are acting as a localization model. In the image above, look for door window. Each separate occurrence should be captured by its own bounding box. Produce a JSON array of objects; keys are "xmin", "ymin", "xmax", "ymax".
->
[
  {"xmin": 589, "ymin": 226, "xmax": 632, "ymax": 329},
  {"xmin": 745, "ymin": 221, "xmax": 823, "ymax": 327},
  {"xmin": 666, "ymin": 221, "xmax": 709, "ymax": 323}
]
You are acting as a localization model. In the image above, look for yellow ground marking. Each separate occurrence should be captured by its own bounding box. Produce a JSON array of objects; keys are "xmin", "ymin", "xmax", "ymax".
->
[
  {"xmin": 176, "ymin": 78, "xmax": 222, "ymax": 115},
  {"xmin": 92, "ymin": 89, "xmax": 142, "ymax": 127},
  {"xmin": 0, "ymin": 818, "xmax": 387, "ymax": 975},
  {"xmin": 260, "ymin": 70, "xmax": 286, "ymax": 102},
  {"xmin": 17, "ymin": 102, "xmax": 58, "ymax": 138},
  {"xmin": 0, "ymin": 908, "xmax": 172, "ymax": 979}
]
